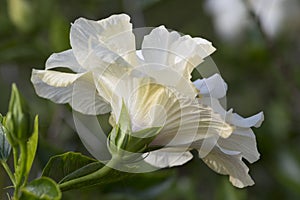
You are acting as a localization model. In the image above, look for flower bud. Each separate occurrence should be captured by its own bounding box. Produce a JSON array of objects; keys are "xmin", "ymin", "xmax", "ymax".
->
[{"xmin": 5, "ymin": 84, "xmax": 32, "ymax": 143}]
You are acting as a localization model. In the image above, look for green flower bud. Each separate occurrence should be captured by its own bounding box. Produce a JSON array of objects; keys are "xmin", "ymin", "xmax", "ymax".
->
[
  {"xmin": 17, "ymin": 112, "xmax": 30, "ymax": 141},
  {"xmin": 5, "ymin": 84, "xmax": 32, "ymax": 143}
]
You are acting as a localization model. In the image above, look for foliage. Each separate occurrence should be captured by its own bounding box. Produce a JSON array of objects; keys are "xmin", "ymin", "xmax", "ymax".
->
[
  {"xmin": 20, "ymin": 177, "xmax": 61, "ymax": 200},
  {"xmin": 0, "ymin": 85, "xmax": 60, "ymax": 199}
]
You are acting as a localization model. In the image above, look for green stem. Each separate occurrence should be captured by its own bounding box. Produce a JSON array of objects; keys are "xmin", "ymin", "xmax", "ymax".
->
[
  {"xmin": 13, "ymin": 143, "xmax": 27, "ymax": 199},
  {"xmin": 1, "ymin": 161, "xmax": 16, "ymax": 186},
  {"xmin": 13, "ymin": 147, "xmax": 18, "ymax": 171},
  {"xmin": 59, "ymin": 157, "xmax": 118, "ymax": 191}
]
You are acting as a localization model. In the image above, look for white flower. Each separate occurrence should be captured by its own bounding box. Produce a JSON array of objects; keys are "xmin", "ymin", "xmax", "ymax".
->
[{"xmin": 31, "ymin": 14, "xmax": 264, "ymax": 188}]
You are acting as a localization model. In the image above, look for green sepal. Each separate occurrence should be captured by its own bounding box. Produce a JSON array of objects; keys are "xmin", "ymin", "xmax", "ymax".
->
[
  {"xmin": 118, "ymin": 100, "xmax": 132, "ymax": 133},
  {"xmin": 108, "ymin": 101, "xmax": 162, "ymax": 156},
  {"xmin": 20, "ymin": 177, "xmax": 61, "ymax": 200},
  {"xmin": 109, "ymin": 126, "xmax": 162, "ymax": 155},
  {"xmin": 110, "ymin": 100, "xmax": 132, "ymax": 152}
]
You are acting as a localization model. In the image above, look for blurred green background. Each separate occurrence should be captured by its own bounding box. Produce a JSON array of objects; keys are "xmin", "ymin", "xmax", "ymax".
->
[{"xmin": 1, "ymin": 0, "xmax": 300, "ymax": 199}]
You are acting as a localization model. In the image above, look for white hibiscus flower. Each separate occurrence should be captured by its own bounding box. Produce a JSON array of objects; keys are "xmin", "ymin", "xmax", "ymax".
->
[{"xmin": 31, "ymin": 14, "xmax": 264, "ymax": 188}]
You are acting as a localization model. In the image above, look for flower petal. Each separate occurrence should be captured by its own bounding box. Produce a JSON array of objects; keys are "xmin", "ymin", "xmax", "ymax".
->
[
  {"xmin": 32, "ymin": 69, "xmax": 82, "ymax": 87},
  {"xmin": 96, "ymin": 67, "xmax": 233, "ymax": 143},
  {"xmin": 151, "ymin": 96, "xmax": 233, "ymax": 147},
  {"xmin": 93, "ymin": 62, "xmax": 132, "ymax": 119},
  {"xmin": 73, "ymin": 112, "xmax": 111, "ymax": 161},
  {"xmin": 31, "ymin": 72, "xmax": 72, "ymax": 104},
  {"xmin": 133, "ymin": 63, "xmax": 197, "ymax": 98},
  {"xmin": 140, "ymin": 26, "xmax": 215, "ymax": 97},
  {"xmin": 228, "ymin": 111, "xmax": 264, "ymax": 128},
  {"xmin": 218, "ymin": 128, "xmax": 260, "ymax": 163},
  {"xmin": 199, "ymin": 96, "xmax": 262, "ymax": 163},
  {"xmin": 45, "ymin": 49, "xmax": 85, "ymax": 73},
  {"xmin": 142, "ymin": 26, "xmax": 181, "ymax": 65},
  {"xmin": 201, "ymin": 146, "xmax": 255, "ymax": 188},
  {"xmin": 193, "ymin": 73, "xmax": 227, "ymax": 98},
  {"xmin": 70, "ymin": 72, "xmax": 111, "ymax": 115},
  {"xmin": 144, "ymin": 148, "xmax": 193, "ymax": 168},
  {"xmin": 199, "ymin": 96, "xmax": 228, "ymax": 117},
  {"xmin": 31, "ymin": 70, "xmax": 110, "ymax": 115},
  {"xmin": 200, "ymin": 97, "xmax": 264, "ymax": 129},
  {"xmin": 142, "ymin": 26, "xmax": 215, "ymax": 78},
  {"xmin": 193, "ymin": 37, "xmax": 217, "ymax": 57},
  {"xmin": 70, "ymin": 14, "xmax": 136, "ymax": 70}
]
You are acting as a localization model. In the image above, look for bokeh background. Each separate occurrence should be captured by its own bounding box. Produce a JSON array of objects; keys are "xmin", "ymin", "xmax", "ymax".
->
[{"xmin": 1, "ymin": 0, "xmax": 300, "ymax": 199}]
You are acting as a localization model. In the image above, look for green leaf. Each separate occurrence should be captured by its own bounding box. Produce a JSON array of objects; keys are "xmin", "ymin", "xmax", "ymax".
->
[
  {"xmin": 0, "ymin": 121, "xmax": 11, "ymax": 161},
  {"xmin": 26, "ymin": 115, "xmax": 39, "ymax": 175},
  {"xmin": 42, "ymin": 152, "xmax": 131, "ymax": 191},
  {"xmin": 59, "ymin": 161, "xmax": 131, "ymax": 191},
  {"xmin": 42, "ymin": 152, "xmax": 97, "ymax": 183},
  {"xmin": 59, "ymin": 162, "xmax": 104, "ymax": 183},
  {"xmin": 20, "ymin": 177, "xmax": 61, "ymax": 200}
]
